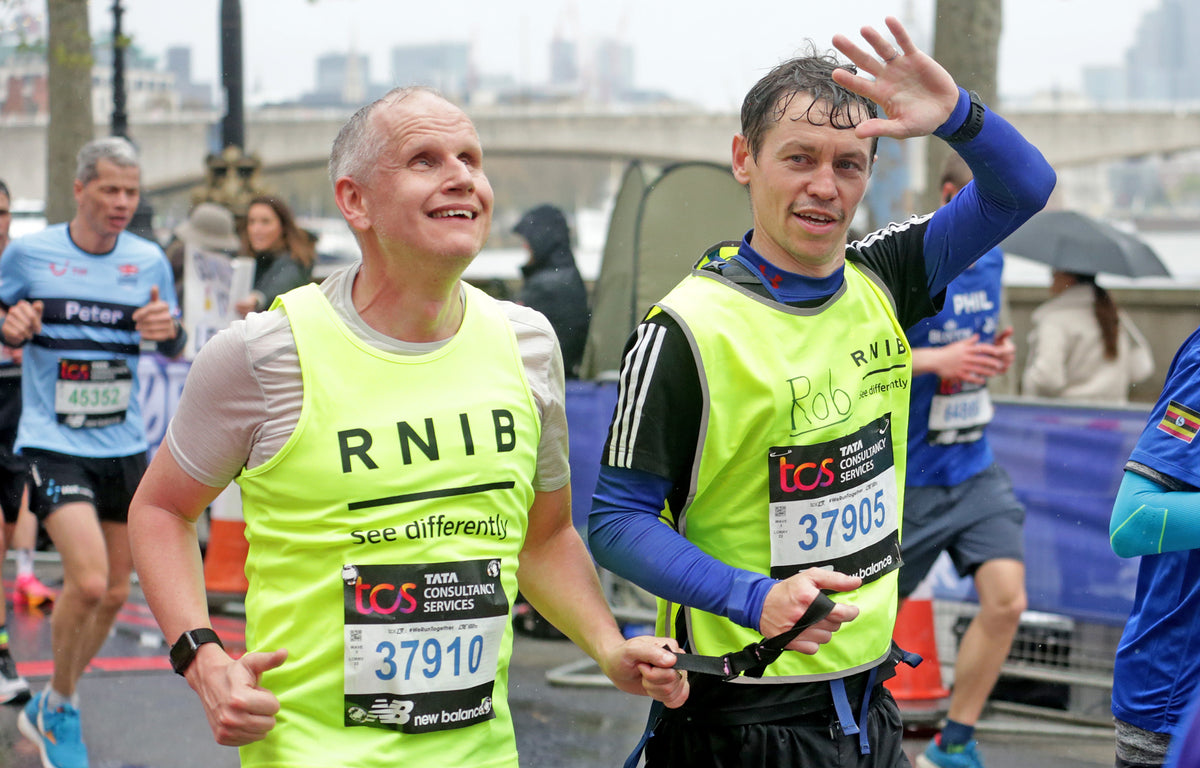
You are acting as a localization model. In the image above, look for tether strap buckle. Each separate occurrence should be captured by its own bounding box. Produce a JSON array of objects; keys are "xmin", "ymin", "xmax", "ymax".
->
[{"xmin": 668, "ymin": 592, "xmax": 838, "ymax": 681}]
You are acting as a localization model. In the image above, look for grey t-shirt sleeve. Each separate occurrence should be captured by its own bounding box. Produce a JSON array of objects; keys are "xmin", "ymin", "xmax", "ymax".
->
[
  {"xmin": 164, "ymin": 318, "xmax": 270, "ymax": 488},
  {"xmin": 505, "ymin": 301, "xmax": 570, "ymax": 493}
]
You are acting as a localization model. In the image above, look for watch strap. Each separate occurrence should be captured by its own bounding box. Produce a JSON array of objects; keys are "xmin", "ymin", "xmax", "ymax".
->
[
  {"xmin": 944, "ymin": 90, "xmax": 985, "ymax": 144},
  {"xmin": 170, "ymin": 627, "xmax": 224, "ymax": 676}
]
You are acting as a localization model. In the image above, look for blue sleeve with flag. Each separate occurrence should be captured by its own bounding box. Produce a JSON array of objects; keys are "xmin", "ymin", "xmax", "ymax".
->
[{"xmin": 1130, "ymin": 325, "xmax": 1200, "ymax": 490}]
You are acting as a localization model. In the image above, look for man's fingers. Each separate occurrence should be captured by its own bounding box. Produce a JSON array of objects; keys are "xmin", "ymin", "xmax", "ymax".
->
[
  {"xmin": 883, "ymin": 16, "xmax": 916, "ymax": 54},
  {"xmin": 827, "ymin": 602, "xmax": 861, "ymax": 624},
  {"xmin": 638, "ymin": 660, "xmax": 690, "ymax": 709},
  {"xmin": 804, "ymin": 567, "xmax": 862, "ymax": 593},
  {"xmin": 240, "ymin": 648, "xmax": 289, "ymax": 685},
  {"xmin": 26, "ymin": 301, "xmax": 43, "ymax": 334},
  {"xmin": 625, "ymin": 635, "xmax": 680, "ymax": 669},
  {"xmin": 149, "ymin": 285, "xmax": 160, "ymax": 304}
]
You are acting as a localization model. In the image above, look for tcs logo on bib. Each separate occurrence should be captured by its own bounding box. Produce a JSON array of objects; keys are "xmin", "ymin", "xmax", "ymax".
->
[{"xmin": 777, "ymin": 456, "xmax": 835, "ymax": 492}]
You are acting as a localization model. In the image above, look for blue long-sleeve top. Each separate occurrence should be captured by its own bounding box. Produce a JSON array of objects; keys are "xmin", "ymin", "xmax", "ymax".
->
[{"xmin": 588, "ymin": 88, "xmax": 1057, "ymax": 634}]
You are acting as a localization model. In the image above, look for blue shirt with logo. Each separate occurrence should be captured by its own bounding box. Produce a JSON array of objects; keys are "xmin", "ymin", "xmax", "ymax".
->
[
  {"xmin": 0, "ymin": 223, "xmax": 178, "ymax": 458},
  {"xmin": 905, "ymin": 247, "xmax": 1004, "ymax": 487},
  {"xmin": 1113, "ymin": 325, "xmax": 1200, "ymax": 734}
]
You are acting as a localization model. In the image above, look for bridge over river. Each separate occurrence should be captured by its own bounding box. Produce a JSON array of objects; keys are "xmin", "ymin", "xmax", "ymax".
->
[{"xmin": 3, "ymin": 104, "xmax": 1200, "ymax": 200}]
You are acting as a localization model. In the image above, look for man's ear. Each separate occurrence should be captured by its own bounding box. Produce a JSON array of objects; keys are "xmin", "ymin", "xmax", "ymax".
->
[
  {"xmin": 941, "ymin": 181, "xmax": 958, "ymax": 205},
  {"xmin": 334, "ymin": 177, "xmax": 370, "ymax": 232},
  {"xmin": 731, "ymin": 134, "xmax": 752, "ymax": 186}
]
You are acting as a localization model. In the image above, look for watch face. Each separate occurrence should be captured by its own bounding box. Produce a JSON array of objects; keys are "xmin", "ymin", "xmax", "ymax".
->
[
  {"xmin": 170, "ymin": 639, "xmax": 194, "ymax": 674},
  {"xmin": 171, "ymin": 629, "xmax": 222, "ymax": 675}
]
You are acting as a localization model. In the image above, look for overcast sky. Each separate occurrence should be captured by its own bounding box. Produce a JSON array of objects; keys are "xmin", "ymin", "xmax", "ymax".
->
[{"xmin": 80, "ymin": 0, "xmax": 1164, "ymax": 111}]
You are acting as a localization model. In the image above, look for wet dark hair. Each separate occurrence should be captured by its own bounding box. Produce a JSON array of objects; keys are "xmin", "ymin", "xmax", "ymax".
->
[{"xmin": 741, "ymin": 50, "xmax": 879, "ymax": 162}]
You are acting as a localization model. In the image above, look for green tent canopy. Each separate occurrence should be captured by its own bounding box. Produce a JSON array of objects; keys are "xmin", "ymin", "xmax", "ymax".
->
[{"xmin": 580, "ymin": 160, "xmax": 753, "ymax": 380}]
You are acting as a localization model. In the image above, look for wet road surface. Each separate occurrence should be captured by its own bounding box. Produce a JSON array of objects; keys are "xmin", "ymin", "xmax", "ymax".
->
[{"xmin": 1, "ymin": 558, "xmax": 1117, "ymax": 767}]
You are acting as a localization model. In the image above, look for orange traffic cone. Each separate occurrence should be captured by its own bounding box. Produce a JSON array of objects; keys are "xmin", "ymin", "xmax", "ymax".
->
[
  {"xmin": 203, "ymin": 484, "xmax": 248, "ymax": 598},
  {"xmin": 885, "ymin": 598, "xmax": 951, "ymax": 701}
]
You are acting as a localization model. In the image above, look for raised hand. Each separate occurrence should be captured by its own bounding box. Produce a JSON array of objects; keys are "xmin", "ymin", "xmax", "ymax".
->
[{"xmin": 830, "ymin": 16, "xmax": 960, "ymax": 141}]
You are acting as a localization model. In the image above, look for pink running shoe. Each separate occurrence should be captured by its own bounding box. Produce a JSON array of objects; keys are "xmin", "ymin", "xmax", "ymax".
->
[{"xmin": 12, "ymin": 573, "xmax": 57, "ymax": 608}]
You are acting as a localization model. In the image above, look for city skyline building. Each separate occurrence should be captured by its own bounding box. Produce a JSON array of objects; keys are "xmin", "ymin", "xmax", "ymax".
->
[
  {"xmin": 166, "ymin": 46, "xmax": 214, "ymax": 110},
  {"xmin": 390, "ymin": 42, "xmax": 472, "ymax": 103},
  {"xmin": 1082, "ymin": 0, "xmax": 1200, "ymax": 106}
]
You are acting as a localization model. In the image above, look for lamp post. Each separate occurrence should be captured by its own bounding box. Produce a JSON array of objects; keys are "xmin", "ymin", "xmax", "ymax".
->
[
  {"xmin": 111, "ymin": 0, "xmax": 158, "ymax": 239},
  {"xmin": 193, "ymin": 0, "xmax": 263, "ymax": 213},
  {"xmin": 220, "ymin": 0, "xmax": 244, "ymax": 150},
  {"xmin": 110, "ymin": 0, "xmax": 128, "ymax": 139}
]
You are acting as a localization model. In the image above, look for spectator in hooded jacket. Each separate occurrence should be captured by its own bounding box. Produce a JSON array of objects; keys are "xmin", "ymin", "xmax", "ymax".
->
[{"xmin": 513, "ymin": 204, "xmax": 590, "ymax": 378}]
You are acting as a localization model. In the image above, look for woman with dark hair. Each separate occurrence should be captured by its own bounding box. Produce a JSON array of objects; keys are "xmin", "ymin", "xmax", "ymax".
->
[
  {"xmin": 1022, "ymin": 269, "xmax": 1154, "ymax": 403},
  {"xmin": 235, "ymin": 195, "xmax": 315, "ymax": 316}
]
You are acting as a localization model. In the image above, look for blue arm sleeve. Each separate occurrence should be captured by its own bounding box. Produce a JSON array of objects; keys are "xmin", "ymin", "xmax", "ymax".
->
[
  {"xmin": 587, "ymin": 465, "xmax": 776, "ymax": 631},
  {"xmin": 923, "ymin": 88, "xmax": 1057, "ymax": 296},
  {"xmin": 1110, "ymin": 470, "xmax": 1200, "ymax": 558}
]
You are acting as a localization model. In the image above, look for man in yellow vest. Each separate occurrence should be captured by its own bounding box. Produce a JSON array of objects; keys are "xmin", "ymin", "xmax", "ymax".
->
[
  {"xmin": 587, "ymin": 17, "xmax": 1055, "ymax": 768},
  {"xmin": 128, "ymin": 87, "xmax": 688, "ymax": 767}
]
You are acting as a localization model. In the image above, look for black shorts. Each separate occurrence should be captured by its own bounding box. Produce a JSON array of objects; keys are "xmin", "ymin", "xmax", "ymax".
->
[
  {"xmin": 24, "ymin": 448, "xmax": 148, "ymax": 524},
  {"xmin": 645, "ymin": 686, "xmax": 909, "ymax": 768},
  {"xmin": 0, "ymin": 373, "xmax": 26, "ymax": 523},
  {"xmin": 0, "ymin": 446, "xmax": 28, "ymax": 524}
]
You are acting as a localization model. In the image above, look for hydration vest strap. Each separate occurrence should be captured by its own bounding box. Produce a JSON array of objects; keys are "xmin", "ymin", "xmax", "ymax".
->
[
  {"xmin": 831, "ymin": 677, "xmax": 858, "ymax": 736},
  {"xmin": 669, "ymin": 593, "xmax": 837, "ymax": 681},
  {"xmin": 622, "ymin": 699, "xmax": 664, "ymax": 768},
  {"xmin": 899, "ymin": 647, "xmax": 923, "ymax": 669},
  {"xmin": 857, "ymin": 666, "xmax": 878, "ymax": 754},
  {"xmin": 830, "ymin": 665, "xmax": 878, "ymax": 755}
]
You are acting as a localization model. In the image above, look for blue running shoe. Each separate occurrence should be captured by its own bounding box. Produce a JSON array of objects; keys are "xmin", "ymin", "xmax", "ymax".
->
[
  {"xmin": 17, "ymin": 690, "xmax": 89, "ymax": 768},
  {"xmin": 916, "ymin": 737, "xmax": 984, "ymax": 768}
]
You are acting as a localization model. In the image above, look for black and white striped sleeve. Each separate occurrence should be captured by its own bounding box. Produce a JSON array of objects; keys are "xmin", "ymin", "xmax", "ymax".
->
[{"xmin": 602, "ymin": 313, "xmax": 702, "ymax": 483}]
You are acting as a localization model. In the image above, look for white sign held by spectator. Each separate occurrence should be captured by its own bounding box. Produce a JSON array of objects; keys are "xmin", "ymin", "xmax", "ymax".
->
[{"xmin": 182, "ymin": 245, "xmax": 255, "ymax": 359}]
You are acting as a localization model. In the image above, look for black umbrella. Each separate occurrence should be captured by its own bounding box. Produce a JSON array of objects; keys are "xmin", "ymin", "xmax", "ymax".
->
[{"xmin": 1000, "ymin": 210, "xmax": 1170, "ymax": 278}]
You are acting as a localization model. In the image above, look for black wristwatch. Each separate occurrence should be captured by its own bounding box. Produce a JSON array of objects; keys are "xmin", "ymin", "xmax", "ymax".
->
[
  {"xmin": 170, "ymin": 628, "xmax": 224, "ymax": 676},
  {"xmin": 944, "ymin": 90, "xmax": 986, "ymax": 144}
]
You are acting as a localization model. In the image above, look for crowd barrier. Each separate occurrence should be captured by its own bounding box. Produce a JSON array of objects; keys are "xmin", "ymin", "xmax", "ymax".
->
[
  {"xmin": 143, "ymin": 370, "xmax": 1148, "ymax": 630},
  {"xmin": 138, "ymin": 352, "xmax": 192, "ymax": 459}
]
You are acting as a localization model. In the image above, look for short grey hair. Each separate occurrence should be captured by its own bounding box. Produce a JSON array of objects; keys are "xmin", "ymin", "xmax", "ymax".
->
[
  {"xmin": 76, "ymin": 137, "xmax": 140, "ymax": 185},
  {"xmin": 328, "ymin": 85, "xmax": 444, "ymax": 186}
]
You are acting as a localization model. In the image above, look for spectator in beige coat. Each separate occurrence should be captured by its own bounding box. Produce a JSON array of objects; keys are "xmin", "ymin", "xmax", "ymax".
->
[{"xmin": 1022, "ymin": 270, "xmax": 1153, "ymax": 403}]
